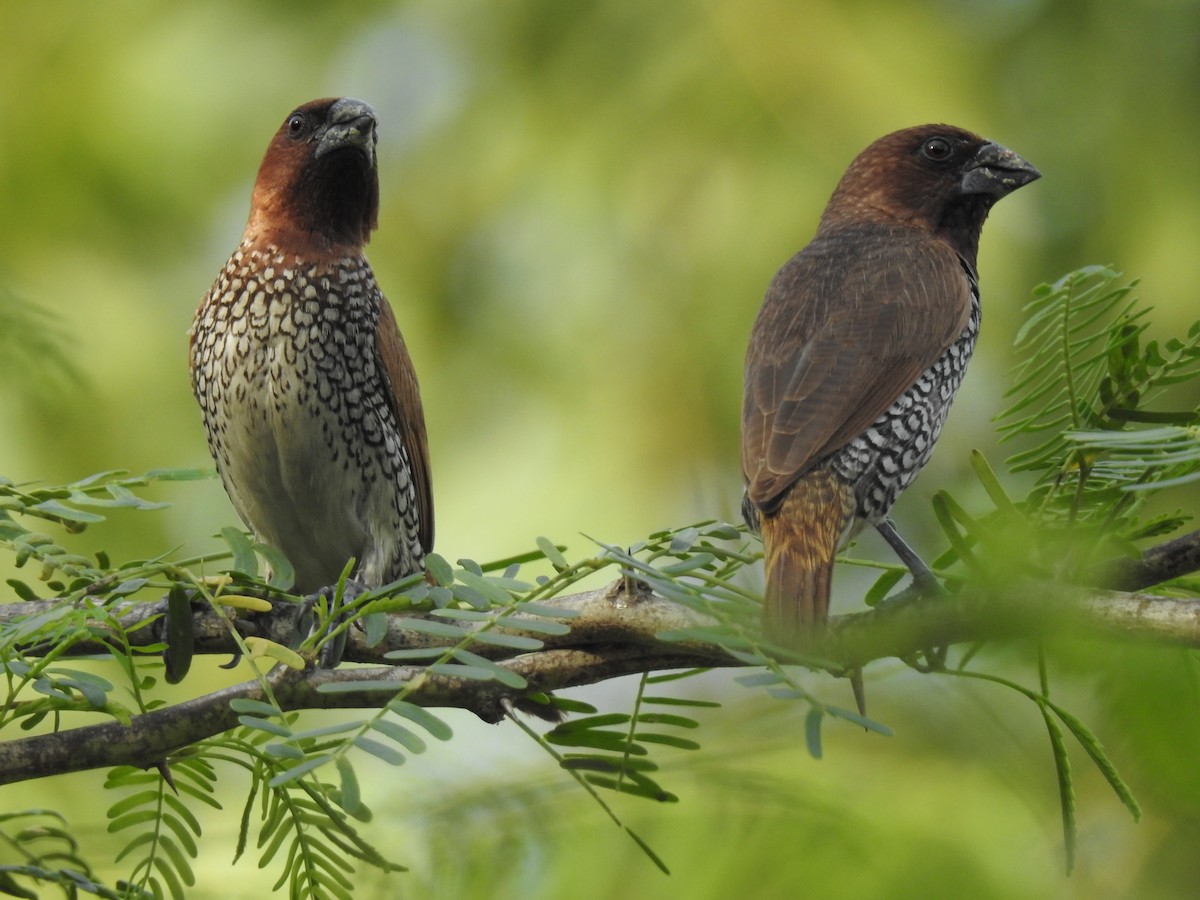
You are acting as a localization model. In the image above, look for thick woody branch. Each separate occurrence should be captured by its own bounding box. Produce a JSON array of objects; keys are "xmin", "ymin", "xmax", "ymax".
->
[{"xmin": 0, "ymin": 575, "xmax": 1199, "ymax": 785}]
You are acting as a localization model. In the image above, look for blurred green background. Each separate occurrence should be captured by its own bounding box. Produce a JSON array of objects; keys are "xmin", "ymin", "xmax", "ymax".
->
[{"xmin": 2, "ymin": 1, "xmax": 1200, "ymax": 897}]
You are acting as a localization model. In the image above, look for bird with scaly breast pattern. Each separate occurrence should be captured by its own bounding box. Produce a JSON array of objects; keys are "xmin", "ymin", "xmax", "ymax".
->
[
  {"xmin": 741, "ymin": 124, "xmax": 1039, "ymax": 646},
  {"xmin": 190, "ymin": 98, "xmax": 433, "ymax": 641}
]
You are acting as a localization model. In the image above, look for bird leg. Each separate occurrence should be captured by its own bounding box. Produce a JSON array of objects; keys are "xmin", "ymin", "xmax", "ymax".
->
[
  {"xmin": 875, "ymin": 518, "xmax": 942, "ymax": 594},
  {"xmin": 875, "ymin": 518, "xmax": 949, "ymax": 667},
  {"xmin": 300, "ymin": 579, "xmax": 368, "ymax": 668}
]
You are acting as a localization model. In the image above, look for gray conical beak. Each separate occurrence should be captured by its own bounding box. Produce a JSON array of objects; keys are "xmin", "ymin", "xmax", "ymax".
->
[{"xmin": 961, "ymin": 141, "xmax": 1040, "ymax": 197}]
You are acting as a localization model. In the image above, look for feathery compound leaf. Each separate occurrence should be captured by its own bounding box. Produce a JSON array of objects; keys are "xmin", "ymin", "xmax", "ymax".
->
[
  {"xmin": 997, "ymin": 267, "xmax": 1138, "ymax": 470},
  {"xmin": 1046, "ymin": 700, "xmax": 1141, "ymax": 821},
  {"xmin": 1039, "ymin": 703, "xmax": 1077, "ymax": 875}
]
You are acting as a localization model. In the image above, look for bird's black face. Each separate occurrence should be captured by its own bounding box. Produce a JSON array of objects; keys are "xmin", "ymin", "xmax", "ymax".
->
[
  {"xmin": 902, "ymin": 128, "xmax": 1039, "ymax": 202},
  {"xmin": 256, "ymin": 97, "xmax": 381, "ymax": 249},
  {"xmin": 885, "ymin": 126, "xmax": 1039, "ymax": 260}
]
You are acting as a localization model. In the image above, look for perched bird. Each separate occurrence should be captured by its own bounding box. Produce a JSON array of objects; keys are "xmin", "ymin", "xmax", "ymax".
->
[
  {"xmin": 741, "ymin": 124, "xmax": 1039, "ymax": 646},
  {"xmin": 190, "ymin": 98, "xmax": 433, "ymax": 631}
]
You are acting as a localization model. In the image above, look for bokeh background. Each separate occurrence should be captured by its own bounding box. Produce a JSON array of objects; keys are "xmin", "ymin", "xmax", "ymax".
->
[{"xmin": 2, "ymin": 2, "xmax": 1199, "ymax": 898}]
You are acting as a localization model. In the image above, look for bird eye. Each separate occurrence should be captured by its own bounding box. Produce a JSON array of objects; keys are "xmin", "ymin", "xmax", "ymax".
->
[
  {"xmin": 921, "ymin": 137, "xmax": 953, "ymax": 161},
  {"xmin": 286, "ymin": 114, "xmax": 306, "ymax": 138}
]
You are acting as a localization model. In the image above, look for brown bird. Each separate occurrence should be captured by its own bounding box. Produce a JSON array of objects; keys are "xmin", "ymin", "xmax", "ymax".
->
[
  {"xmin": 190, "ymin": 98, "xmax": 433, "ymax": 644},
  {"xmin": 741, "ymin": 124, "xmax": 1039, "ymax": 646}
]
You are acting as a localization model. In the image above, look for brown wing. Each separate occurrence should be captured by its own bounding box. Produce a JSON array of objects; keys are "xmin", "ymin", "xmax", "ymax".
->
[
  {"xmin": 742, "ymin": 225, "xmax": 971, "ymax": 512},
  {"xmin": 375, "ymin": 297, "xmax": 435, "ymax": 554}
]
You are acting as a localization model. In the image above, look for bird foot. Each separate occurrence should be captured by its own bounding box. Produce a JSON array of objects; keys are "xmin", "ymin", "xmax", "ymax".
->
[{"xmin": 300, "ymin": 579, "xmax": 368, "ymax": 668}]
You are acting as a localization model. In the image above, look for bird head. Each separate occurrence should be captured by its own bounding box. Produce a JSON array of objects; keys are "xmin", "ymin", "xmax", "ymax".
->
[
  {"xmin": 820, "ymin": 124, "xmax": 1040, "ymax": 264},
  {"xmin": 246, "ymin": 97, "xmax": 381, "ymax": 255}
]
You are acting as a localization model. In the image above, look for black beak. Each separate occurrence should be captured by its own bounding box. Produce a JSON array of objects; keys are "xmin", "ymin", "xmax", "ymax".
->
[
  {"xmin": 961, "ymin": 141, "xmax": 1040, "ymax": 197},
  {"xmin": 315, "ymin": 98, "xmax": 377, "ymax": 162}
]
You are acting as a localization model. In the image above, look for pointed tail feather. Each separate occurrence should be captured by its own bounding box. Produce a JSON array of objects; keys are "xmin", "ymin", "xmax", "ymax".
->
[{"xmin": 758, "ymin": 470, "xmax": 854, "ymax": 648}]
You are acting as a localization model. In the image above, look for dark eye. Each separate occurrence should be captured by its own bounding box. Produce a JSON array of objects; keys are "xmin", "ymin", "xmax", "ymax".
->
[
  {"xmin": 921, "ymin": 137, "xmax": 953, "ymax": 161},
  {"xmin": 286, "ymin": 113, "xmax": 306, "ymax": 138}
]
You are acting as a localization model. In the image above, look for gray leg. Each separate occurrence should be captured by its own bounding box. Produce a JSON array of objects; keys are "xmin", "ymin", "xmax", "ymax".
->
[{"xmin": 875, "ymin": 518, "xmax": 940, "ymax": 593}]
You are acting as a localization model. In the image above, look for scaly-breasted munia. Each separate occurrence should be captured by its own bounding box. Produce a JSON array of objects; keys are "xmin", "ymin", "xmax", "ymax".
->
[
  {"xmin": 190, "ymin": 98, "xmax": 433, "ymax": 632},
  {"xmin": 741, "ymin": 124, "xmax": 1039, "ymax": 645}
]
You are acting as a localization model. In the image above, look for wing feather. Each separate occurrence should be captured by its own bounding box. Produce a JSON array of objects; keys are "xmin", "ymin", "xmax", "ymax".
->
[
  {"xmin": 375, "ymin": 298, "xmax": 435, "ymax": 554},
  {"xmin": 741, "ymin": 223, "xmax": 971, "ymax": 512}
]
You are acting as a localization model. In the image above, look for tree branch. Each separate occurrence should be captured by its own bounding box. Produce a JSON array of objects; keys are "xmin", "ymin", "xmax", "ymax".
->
[
  {"xmin": 1099, "ymin": 527, "xmax": 1200, "ymax": 591},
  {"xmin": 1, "ymin": 574, "xmax": 1199, "ymax": 786}
]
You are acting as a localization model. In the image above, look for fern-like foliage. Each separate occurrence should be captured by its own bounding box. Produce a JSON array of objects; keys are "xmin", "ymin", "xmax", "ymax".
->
[
  {"xmin": 998, "ymin": 265, "xmax": 1200, "ymax": 536},
  {"xmin": 105, "ymin": 759, "xmax": 216, "ymax": 900},
  {"xmin": 853, "ymin": 265, "xmax": 1200, "ymax": 871}
]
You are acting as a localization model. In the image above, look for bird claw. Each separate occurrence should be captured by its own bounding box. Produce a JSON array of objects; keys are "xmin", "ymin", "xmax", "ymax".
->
[{"xmin": 301, "ymin": 579, "xmax": 367, "ymax": 668}]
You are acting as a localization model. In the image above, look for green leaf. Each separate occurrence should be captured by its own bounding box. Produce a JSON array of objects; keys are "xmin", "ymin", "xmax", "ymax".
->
[
  {"xmin": 106, "ymin": 790, "xmax": 161, "ymax": 818},
  {"xmin": 428, "ymin": 662, "xmax": 504, "ymax": 683},
  {"xmin": 632, "ymin": 733, "xmax": 700, "ymax": 751},
  {"xmin": 352, "ymin": 736, "xmax": 406, "ymax": 766},
  {"xmin": 221, "ymin": 527, "xmax": 257, "ymax": 577},
  {"xmin": 238, "ymin": 716, "xmax": 292, "ymax": 737},
  {"xmin": 469, "ymin": 630, "xmax": 544, "ymax": 651},
  {"xmin": 336, "ymin": 757, "xmax": 361, "ymax": 815},
  {"xmin": 29, "ymin": 500, "xmax": 104, "ymax": 524},
  {"xmin": 383, "ymin": 648, "xmax": 446, "ymax": 660},
  {"xmin": 669, "ymin": 527, "xmax": 699, "ymax": 553},
  {"xmin": 425, "ymin": 553, "xmax": 454, "ymax": 586},
  {"xmin": 453, "ymin": 569, "xmax": 514, "ymax": 606},
  {"xmin": 635, "ymin": 713, "xmax": 699, "ymax": 728},
  {"xmin": 1048, "ymin": 701, "xmax": 1141, "ymax": 822},
  {"xmin": 1039, "ymin": 703, "xmax": 1076, "ymax": 875},
  {"xmin": 968, "ymin": 450, "xmax": 1017, "ymax": 512},
  {"xmin": 254, "ymin": 542, "xmax": 295, "ymax": 591},
  {"xmin": 393, "ymin": 617, "xmax": 469, "ymax": 639},
  {"xmin": 370, "ymin": 718, "xmax": 427, "ymax": 754},
  {"xmin": 625, "ymin": 826, "xmax": 670, "ymax": 875},
  {"xmin": 388, "ymin": 701, "xmax": 453, "ymax": 740},
  {"xmin": 286, "ymin": 721, "xmax": 363, "ymax": 742},
  {"xmin": 864, "ymin": 569, "xmax": 906, "ymax": 608},
  {"xmin": 362, "ymin": 612, "xmax": 389, "ymax": 647},
  {"xmin": 268, "ymin": 754, "xmax": 333, "ymax": 787},
  {"xmin": 106, "ymin": 810, "xmax": 160, "ymax": 833},
  {"xmin": 146, "ymin": 467, "xmax": 213, "ymax": 481},
  {"xmin": 640, "ymin": 695, "xmax": 721, "ymax": 708},
  {"xmin": 553, "ymin": 713, "xmax": 630, "ymax": 732},
  {"xmin": 536, "ymin": 536, "xmax": 569, "ymax": 570},
  {"xmin": 229, "ymin": 699, "xmax": 281, "ymax": 717}
]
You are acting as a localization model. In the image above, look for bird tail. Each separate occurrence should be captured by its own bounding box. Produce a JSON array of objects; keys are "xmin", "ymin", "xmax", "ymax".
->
[{"xmin": 758, "ymin": 470, "xmax": 855, "ymax": 648}]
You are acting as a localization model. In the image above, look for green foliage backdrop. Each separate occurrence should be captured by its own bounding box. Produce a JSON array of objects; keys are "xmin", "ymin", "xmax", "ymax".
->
[{"xmin": 1, "ymin": 2, "xmax": 1199, "ymax": 898}]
